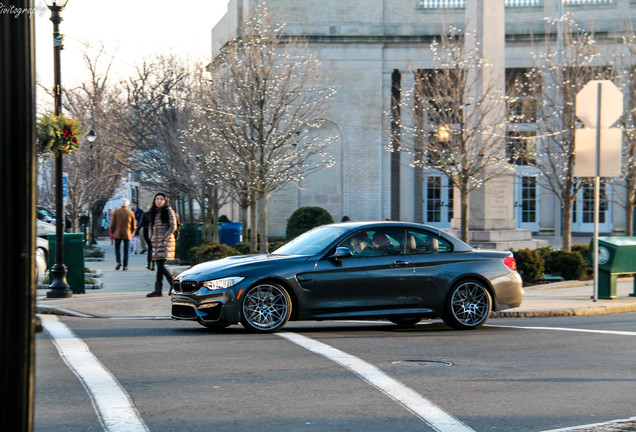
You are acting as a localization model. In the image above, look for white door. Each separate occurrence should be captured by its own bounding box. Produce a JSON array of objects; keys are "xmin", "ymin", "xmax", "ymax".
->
[
  {"xmin": 514, "ymin": 171, "xmax": 540, "ymax": 231},
  {"xmin": 424, "ymin": 174, "xmax": 453, "ymax": 229},
  {"xmin": 572, "ymin": 181, "xmax": 613, "ymax": 233}
]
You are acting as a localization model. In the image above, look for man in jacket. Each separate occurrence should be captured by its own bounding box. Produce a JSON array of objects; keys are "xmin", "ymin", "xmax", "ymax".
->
[{"xmin": 110, "ymin": 198, "xmax": 136, "ymax": 270}]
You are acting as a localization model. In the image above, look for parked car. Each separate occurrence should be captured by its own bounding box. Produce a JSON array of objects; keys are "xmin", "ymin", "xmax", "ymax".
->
[
  {"xmin": 36, "ymin": 220, "xmax": 56, "ymax": 239},
  {"xmin": 35, "ymin": 236, "xmax": 48, "ymax": 282},
  {"xmin": 171, "ymin": 221, "xmax": 523, "ymax": 333},
  {"xmin": 37, "ymin": 207, "xmax": 54, "ymax": 223}
]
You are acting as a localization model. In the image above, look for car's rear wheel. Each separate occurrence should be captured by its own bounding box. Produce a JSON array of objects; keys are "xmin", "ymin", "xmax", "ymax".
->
[
  {"xmin": 389, "ymin": 317, "xmax": 423, "ymax": 327},
  {"xmin": 240, "ymin": 282, "xmax": 291, "ymax": 333},
  {"xmin": 442, "ymin": 279, "xmax": 492, "ymax": 330}
]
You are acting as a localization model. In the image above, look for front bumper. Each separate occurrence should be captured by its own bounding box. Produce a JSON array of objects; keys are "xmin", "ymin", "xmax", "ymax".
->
[{"xmin": 171, "ymin": 280, "xmax": 241, "ymax": 324}]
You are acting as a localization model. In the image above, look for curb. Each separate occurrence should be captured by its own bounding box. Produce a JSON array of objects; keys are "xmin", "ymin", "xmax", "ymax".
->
[
  {"xmin": 492, "ymin": 304, "xmax": 636, "ymax": 318},
  {"xmin": 35, "ymin": 304, "xmax": 171, "ymax": 320}
]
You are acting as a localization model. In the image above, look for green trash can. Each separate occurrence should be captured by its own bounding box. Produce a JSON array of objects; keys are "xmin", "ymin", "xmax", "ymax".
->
[
  {"xmin": 587, "ymin": 236, "xmax": 636, "ymax": 299},
  {"xmin": 177, "ymin": 222, "xmax": 203, "ymax": 265},
  {"xmin": 47, "ymin": 233, "xmax": 85, "ymax": 294}
]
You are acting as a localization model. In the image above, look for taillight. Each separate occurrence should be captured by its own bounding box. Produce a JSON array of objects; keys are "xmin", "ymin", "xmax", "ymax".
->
[{"xmin": 503, "ymin": 256, "xmax": 517, "ymax": 271}]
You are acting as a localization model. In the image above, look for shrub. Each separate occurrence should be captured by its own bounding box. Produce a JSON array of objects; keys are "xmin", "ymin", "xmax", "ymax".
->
[
  {"xmin": 571, "ymin": 244, "xmax": 590, "ymax": 263},
  {"xmin": 286, "ymin": 206, "xmax": 334, "ymax": 239},
  {"xmin": 512, "ymin": 248, "xmax": 544, "ymax": 284},
  {"xmin": 189, "ymin": 241, "xmax": 242, "ymax": 265},
  {"xmin": 84, "ymin": 248, "xmax": 104, "ymax": 258},
  {"xmin": 545, "ymin": 249, "xmax": 587, "ymax": 280},
  {"xmin": 233, "ymin": 241, "xmax": 287, "ymax": 254}
]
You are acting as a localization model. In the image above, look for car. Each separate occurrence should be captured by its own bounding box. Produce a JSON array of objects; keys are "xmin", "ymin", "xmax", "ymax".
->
[
  {"xmin": 37, "ymin": 207, "xmax": 54, "ymax": 223},
  {"xmin": 36, "ymin": 220, "xmax": 56, "ymax": 239},
  {"xmin": 35, "ymin": 236, "xmax": 48, "ymax": 283},
  {"xmin": 171, "ymin": 221, "xmax": 523, "ymax": 333}
]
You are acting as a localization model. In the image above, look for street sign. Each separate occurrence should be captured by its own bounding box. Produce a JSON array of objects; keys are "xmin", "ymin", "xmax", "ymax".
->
[
  {"xmin": 575, "ymin": 128, "xmax": 622, "ymax": 177},
  {"xmin": 575, "ymin": 80, "xmax": 623, "ymax": 128},
  {"xmin": 574, "ymin": 80, "xmax": 624, "ymax": 303}
]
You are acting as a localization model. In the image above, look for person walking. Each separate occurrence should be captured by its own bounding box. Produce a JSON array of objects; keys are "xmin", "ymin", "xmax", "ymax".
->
[
  {"xmin": 131, "ymin": 202, "xmax": 146, "ymax": 254},
  {"xmin": 110, "ymin": 198, "xmax": 136, "ymax": 271},
  {"xmin": 134, "ymin": 204, "xmax": 154, "ymax": 271},
  {"xmin": 147, "ymin": 192, "xmax": 177, "ymax": 297}
]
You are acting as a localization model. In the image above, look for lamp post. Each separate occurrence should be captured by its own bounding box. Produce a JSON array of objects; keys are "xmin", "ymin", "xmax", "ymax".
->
[{"xmin": 46, "ymin": 0, "xmax": 72, "ymax": 298}]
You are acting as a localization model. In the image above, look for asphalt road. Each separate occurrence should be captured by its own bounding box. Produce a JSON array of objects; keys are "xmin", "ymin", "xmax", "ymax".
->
[{"xmin": 35, "ymin": 314, "xmax": 636, "ymax": 432}]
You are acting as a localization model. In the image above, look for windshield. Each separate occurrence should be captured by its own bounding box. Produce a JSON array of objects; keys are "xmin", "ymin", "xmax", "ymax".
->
[{"xmin": 272, "ymin": 226, "xmax": 347, "ymax": 256}]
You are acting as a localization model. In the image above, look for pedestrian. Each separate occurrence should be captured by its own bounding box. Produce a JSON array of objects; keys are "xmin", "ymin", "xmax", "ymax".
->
[
  {"xmin": 134, "ymin": 204, "xmax": 154, "ymax": 271},
  {"xmin": 131, "ymin": 202, "xmax": 146, "ymax": 254},
  {"xmin": 147, "ymin": 192, "xmax": 177, "ymax": 297},
  {"xmin": 110, "ymin": 198, "xmax": 136, "ymax": 271},
  {"xmin": 107, "ymin": 208, "xmax": 114, "ymax": 245}
]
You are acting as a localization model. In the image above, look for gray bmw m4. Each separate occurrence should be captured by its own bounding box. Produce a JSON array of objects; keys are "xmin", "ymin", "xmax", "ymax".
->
[{"xmin": 171, "ymin": 221, "xmax": 523, "ymax": 333}]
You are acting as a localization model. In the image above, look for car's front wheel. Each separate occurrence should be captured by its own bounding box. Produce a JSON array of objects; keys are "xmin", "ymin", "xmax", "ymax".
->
[
  {"xmin": 240, "ymin": 282, "xmax": 292, "ymax": 333},
  {"xmin": 442, "ymin": 279, "xmax": 492, "ymax": 330}
]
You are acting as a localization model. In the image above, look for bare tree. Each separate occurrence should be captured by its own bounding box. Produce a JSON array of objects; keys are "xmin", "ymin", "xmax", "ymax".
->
[
  {"xmin": 203, "ymin": 6, "xmax": 337, "ymax": 252},
  {"xmin": 117, "ymin": 54, "xmax": 197, "ymax": 210},
  {"xmin": 527, "ymin": 14, "xmax": 613, "ymax": 250},
  {"xmin": 397, "ymin": 26, "xmax": 511, "ymax": 243},
  {"xmin": 615, "ymin": 29, "xmax": 636, "ymax": 236},
  {"xmin": 61, "ymin": 44, "xmax": 127, "ymax": 241}
]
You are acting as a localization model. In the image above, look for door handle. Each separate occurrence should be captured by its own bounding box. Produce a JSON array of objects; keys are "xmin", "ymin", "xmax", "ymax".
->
[{"xmin": 391, "ymin": 260, "xmax": 409, "ymax": 267}]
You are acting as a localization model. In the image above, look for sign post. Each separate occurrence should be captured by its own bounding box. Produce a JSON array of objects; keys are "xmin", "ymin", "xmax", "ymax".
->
[{"xmin": 575, "ymin": 80, "xmax": 623, "ymax": 302}]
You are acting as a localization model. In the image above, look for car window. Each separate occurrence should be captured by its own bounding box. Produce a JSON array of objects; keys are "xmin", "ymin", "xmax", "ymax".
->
[
  {"xmin": 273, "ymin": 226, "xmax": 347, "ymax": 255},
  {"xmin": 338, "ymin": 228, "xmax": 405, "ymax": 257},
  {"xmin": 405, "ymin": 229, "xmax": 452, "ymax": 254}
]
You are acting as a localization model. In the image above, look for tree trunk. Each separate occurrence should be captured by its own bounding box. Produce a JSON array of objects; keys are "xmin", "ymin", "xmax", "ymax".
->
[
  {"xmin": 239, "ymin": 200, "xmax": 248, "ymax": 245},
  {"xmin": 258, "ymin": 193, "xmax": 268, "ymax": 253},
  {"xmin": 561, "ymin": 204, "xmax": 572, "ymax": 252},
  {"xmin": 249, "ymin": 195, "xmax": 257, "ymax": 253},
  {"xmin": 460, "ymin": 186, "xmax": 469, "ymax": 244},
  {"xmin": 626, "ymin": 183, "xmax": 635, "ymax": 237}
]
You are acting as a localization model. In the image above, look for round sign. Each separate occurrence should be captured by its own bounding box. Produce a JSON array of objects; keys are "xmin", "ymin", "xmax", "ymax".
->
[{"xmin": 598, "ymin": 246, "xmax": 610, "ymax": 265}]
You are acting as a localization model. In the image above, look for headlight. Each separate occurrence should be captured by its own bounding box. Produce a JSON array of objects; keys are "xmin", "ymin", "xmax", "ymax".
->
[{"xmin": 202, "ymin": 277, "xmax": 245, "ymax": 290}]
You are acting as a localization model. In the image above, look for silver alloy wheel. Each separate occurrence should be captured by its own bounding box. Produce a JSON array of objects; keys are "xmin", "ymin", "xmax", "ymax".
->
[
  {"xmin": 444, "ymin": 280, "xmax": 492, "ymax": 329},
  {"xmin": 241, "ymin": 283, "xmax": 291, "ymax": 332}
]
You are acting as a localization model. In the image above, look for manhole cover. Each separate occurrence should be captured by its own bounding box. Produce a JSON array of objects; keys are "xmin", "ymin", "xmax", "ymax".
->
[{"xmin": 391, "ymin": 360, "xmax": 453, "ymax": 367}]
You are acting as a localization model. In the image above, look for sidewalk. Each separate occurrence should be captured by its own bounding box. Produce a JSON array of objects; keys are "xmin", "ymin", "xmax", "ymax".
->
[{"xmin": 36, "ymin": 239, "xmax": 636, "ymax": 320}]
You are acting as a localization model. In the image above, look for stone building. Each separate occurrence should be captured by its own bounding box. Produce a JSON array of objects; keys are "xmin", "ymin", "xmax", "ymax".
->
[{"xmin": 211, "ymin": 0, "xmax": 636, "ymax": 247}]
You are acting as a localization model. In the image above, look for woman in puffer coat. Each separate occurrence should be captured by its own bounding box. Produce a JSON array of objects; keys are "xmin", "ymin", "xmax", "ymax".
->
[{"xmin": 147, "ymin": 192, "xmax": 177, "ymax": 297}]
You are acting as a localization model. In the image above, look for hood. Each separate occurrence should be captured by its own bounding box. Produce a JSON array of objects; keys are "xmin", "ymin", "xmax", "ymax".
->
[{"xmin": 176, "ymin": 253, "xmax": 310, "ymax": 280}]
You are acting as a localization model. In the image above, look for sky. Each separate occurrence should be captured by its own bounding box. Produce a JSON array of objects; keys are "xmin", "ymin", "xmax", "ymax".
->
[{"xmin": 34, "ymin": 0, "xmax": 230, "ymax": 106}]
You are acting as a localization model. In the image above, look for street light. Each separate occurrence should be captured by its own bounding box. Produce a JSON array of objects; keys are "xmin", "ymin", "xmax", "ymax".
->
[{"xmin": 45, "ymin": 0, "xmax": 72, "ymax": 298}]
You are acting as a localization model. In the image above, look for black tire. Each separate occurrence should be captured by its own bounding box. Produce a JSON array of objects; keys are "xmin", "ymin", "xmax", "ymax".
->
[
  {"xmin": 389, "ymin": 316, "xmax": 423, "ymax": 327},
  {"xmin": 240, "ymin": 282, "xmax": 292, "ymax": 333},
  {"xmin": 197, "ymin": 319, "xmax": 231, "ymax": 330},
  {"xmin": 442, "ymin": 279, "xmax": 492, "ymax": 330}
]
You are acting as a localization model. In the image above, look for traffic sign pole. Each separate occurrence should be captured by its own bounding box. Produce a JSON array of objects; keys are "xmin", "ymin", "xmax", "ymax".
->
[
  {"xmin": 575, "ymin": 79, "xmax": 623, "ymax": 303},
  {"xmin": 593, "ymin": 83, "xmax": 601, "ymax": 302}
]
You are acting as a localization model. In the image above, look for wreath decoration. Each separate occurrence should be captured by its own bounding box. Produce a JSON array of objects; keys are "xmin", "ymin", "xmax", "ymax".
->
[{"xmin": 37, "ymin": 113, "xmax": 83, "ymax": 156}]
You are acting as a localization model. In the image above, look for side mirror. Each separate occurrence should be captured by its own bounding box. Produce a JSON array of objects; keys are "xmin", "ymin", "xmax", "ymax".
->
[{"xmin": 329, "ymin": 247, "xmax": 354, "ymax": 260}]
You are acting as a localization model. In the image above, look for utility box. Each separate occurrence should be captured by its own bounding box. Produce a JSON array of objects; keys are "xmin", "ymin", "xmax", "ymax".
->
[
  {"xmin": 177, "ymin": 222, "xmax": 203, "ymax": 265},
  {"xmin": 588, "ymin": 236, "xmax": 636, "ymax": 299},
  {"xmin": 47, "ymin": 233, "xmax": 85, "ymax": 295},
  {"xmin": 219, "ymin": 222, "xmax": 242, "ymax": 247}
]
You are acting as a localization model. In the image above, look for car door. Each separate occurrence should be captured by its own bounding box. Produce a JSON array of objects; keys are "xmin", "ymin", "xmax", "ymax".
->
[
  {"xmin": 310, "ymin": 228, "xmax": 418, "ymax": 315},
  {"xmin": 405, "ymin": 228, "xmax": 458, "ymax": 309}
]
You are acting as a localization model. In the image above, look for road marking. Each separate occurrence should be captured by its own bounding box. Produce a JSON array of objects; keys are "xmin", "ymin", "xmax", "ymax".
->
[
  {"xmin": 488, "ymin": 324, "xmax": 636, "ymax": 336},
  {"xmin": 279, "ymin": 331, "xmax": 474, "ymax": 432},
  {"xmin": 540, "ymin": 416, "xmax": 636, "ymax": 431},
  {"xmin": 41, "ymin": 315, "xmax": 149, "ymax": 432}
]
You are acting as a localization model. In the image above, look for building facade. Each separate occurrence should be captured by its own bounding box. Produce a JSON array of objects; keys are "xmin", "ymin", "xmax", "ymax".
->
[{"xmin": 211, "ymin": 0, "xmax": 636, "ymax": 246}]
